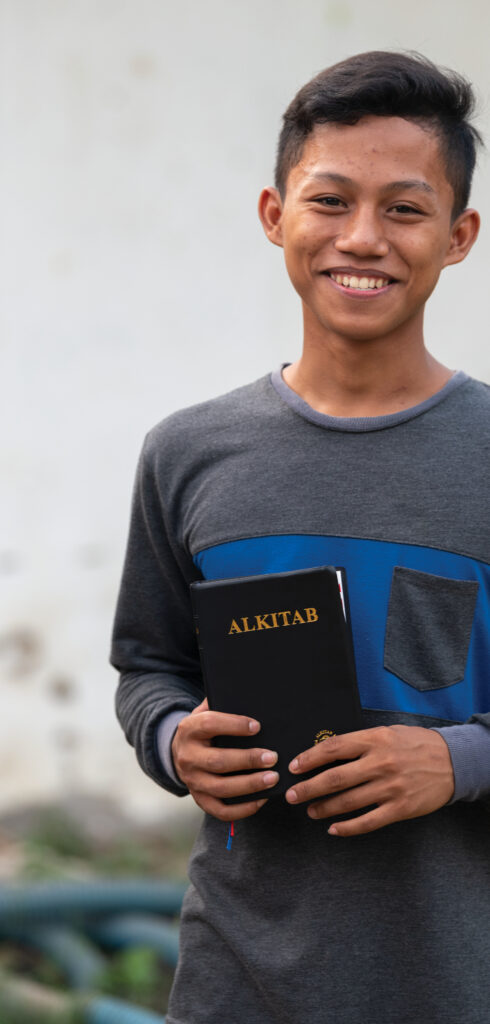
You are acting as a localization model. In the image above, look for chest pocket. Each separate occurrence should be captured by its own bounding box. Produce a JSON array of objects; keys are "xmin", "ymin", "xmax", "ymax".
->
[{"xmin": 383, "ymin": 566, "xmax": 479, "ymax": 691}]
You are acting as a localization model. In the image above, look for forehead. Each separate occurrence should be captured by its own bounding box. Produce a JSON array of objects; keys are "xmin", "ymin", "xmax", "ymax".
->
[{"xmin": 287, "ymin": 116, "xmax": 453, "ymax": 200}]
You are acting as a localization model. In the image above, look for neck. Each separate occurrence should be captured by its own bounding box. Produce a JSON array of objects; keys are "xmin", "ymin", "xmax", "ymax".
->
[{"xmin": 284, "ymin": 313, "xmax": 453, "ymax": 418}]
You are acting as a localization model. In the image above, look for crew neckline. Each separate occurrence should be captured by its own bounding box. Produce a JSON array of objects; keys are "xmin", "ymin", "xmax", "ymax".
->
[{"xmin": 270, "ymin": 365, "xmax": 468, "ymax": 433}]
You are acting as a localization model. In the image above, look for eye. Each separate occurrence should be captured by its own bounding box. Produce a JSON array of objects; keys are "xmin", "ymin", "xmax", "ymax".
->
[
  {"xmin": 313, "ymin": 195, "xmax": 346, "ymax": 209},
  {"xmin": 389, "ymin": 203, "xmax": 424, "ymax": 216}
]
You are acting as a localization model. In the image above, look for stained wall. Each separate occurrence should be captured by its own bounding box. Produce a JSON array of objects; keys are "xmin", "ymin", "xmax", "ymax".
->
[{"xmin": 1, "ymin": 0, "xmax": 489, "ymax": 821}]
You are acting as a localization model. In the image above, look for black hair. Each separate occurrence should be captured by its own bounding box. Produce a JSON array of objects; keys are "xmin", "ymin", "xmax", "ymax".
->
[{"xmin": 275, "ymin": 51, "xmax": 482, "ymax": 217}]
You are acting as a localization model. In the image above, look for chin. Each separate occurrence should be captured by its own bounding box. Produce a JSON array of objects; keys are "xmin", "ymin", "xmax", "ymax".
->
[{"xmin": 324, "ymin": 322, "xmax": 397, "ymax": 344}]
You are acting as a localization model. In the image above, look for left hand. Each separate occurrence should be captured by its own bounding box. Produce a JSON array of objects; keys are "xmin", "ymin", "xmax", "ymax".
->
[{"xmin": 285, "ymin": 725, "xmax": 455, "ymax": 837}]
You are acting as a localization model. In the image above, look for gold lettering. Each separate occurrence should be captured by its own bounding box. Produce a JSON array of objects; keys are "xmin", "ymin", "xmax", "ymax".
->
[
  {"xmin": 304, "ymin": 607, "xmax": 319, "ymax": 623},
  {"xmin": 314, "ymin": 729, "xmax": 336, "ymax": 744},
  {"xmin": 229, "ymin": 607, "xmax": 318, "ymax": 635},
  {"xmin": 241, "ymin": 617, "xmax": 257, "ymax": 632},
  {"xmin": 255, "ymin": 613, "xmax": 272, "ymax": 630}
]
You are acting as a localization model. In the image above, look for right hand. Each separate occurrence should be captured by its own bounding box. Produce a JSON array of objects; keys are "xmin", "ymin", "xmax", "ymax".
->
[{"xmin": 171, "ymin": 698, "xmax": 279, "ymax": 820}]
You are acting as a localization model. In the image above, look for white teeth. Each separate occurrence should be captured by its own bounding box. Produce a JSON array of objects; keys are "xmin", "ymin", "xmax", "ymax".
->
[{"xmin": 330, "ymin": 273, "xmax": 390, "ymax": 290}]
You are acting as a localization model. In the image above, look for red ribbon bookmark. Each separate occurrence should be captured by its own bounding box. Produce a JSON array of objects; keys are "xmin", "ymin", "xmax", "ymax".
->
[{"xmin": 226, "ymin": 821, "xmax": 235, "ymax": 850}]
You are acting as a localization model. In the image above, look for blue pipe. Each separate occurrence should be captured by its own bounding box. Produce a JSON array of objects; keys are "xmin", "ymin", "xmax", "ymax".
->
[
  {"xmin": 87, "ymin": 996, "xmax": 165, "ymax": 1024},
  {"xmin": 87, "ymin": 915, "xmax": 179, "ymax": 968},
  {"xmin": 1, "ymin": 925, "xmax": 105, "ymax": 990},
  {"xmin": 0, "ymin": 881, "xmax": 186, "ymax": 928}
]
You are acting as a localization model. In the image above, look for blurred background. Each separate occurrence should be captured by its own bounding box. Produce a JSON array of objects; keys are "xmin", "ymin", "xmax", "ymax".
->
[{"xmin": 1, "ymin": 0, "xmax": 489, "ymax": 845}]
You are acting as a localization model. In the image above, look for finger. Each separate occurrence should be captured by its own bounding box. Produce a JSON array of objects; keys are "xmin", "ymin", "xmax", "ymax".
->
[
  {"xmin": 191, "ymin": 767, "xmax": 280, "ymax": 800},
  {"xmin": 286, "ymin": 758, "xmax": 373, "ymax": 805},
  {"xmin": 190, "ymin": 697, "xmax": 209, "ymax": 715},
  {"xmin": 289, "ymin": 729, "xmax": 373, "ymax": 774},
  {"xmin": 174, "ymin": 739, "xmax": 276, "ymax": 785},
  {"xmin": 193, "ymin": 792, "xmax": 268, "ymax": 822},
  {"xmin": 306, "ymin": 781, "xmax": 380, "ymax": 819},
  {"xmin": 203, "ymin": 746, "xmax": 278, "ymax": 774},
  {"xmin": 326, "ymin": 803, "xmax": 395, "ymax": 837},
  {"xmin": 189, "ymin": 709, "xmax": 261, "ymax": 740}
]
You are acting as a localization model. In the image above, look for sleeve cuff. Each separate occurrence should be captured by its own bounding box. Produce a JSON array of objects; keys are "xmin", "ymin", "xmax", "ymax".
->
[
  {"xmin": 156, "ymin": 710, "xmax": 191, "ymax": 789},
  {"xmin": 432, "ymin": 723, "xmax": 490, "ymax": 803}
]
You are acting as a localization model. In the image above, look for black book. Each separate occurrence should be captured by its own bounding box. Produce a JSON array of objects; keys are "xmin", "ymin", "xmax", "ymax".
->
[{"xmin": 190, "ymin": 565, "xmax": 362, "ymax": 801}]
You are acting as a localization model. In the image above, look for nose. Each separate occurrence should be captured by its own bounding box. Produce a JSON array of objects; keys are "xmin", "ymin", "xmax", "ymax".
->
[{"xmin": 334, "ymin": 205, "xmax": 389, "ymax": 258}]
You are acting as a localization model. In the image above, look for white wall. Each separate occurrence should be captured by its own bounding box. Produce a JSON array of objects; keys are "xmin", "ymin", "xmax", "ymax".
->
[{"xmin": 1, "ymin": 0, "xmax": 489, "ymax": 822}]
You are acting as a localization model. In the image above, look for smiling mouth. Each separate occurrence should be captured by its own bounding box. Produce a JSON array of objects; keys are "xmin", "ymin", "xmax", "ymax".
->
[{"xmin": 326, "ymin": 271, "xmax": 394, "ymax": 291}]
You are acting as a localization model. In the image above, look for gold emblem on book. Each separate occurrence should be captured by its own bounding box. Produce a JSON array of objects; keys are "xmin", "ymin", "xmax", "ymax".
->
[
  {"xmin": 314, "ymin": 729, "xmax": 336, "ymax": 744},
  {"xmin": 228, "ymin": 608, "xmax": 319, "ymax": 635}
]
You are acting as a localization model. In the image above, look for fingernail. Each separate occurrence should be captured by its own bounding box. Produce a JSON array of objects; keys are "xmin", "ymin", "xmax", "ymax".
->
[
  {"xmin": 308, "ymin": 806, "xmax": 318, "ymax": 819},
  {"xmin": 286, "ymin": 788, "xmax": 298, "ymax": 803},
  {"xmin": 263, "ymin": 771, "xmax": 279, "ymax": 786},
  {"xmin": 249, "ymin": 720, "xmax": 260, "ymax": 733},
  {"xmin": 289, "ymin": 758, "xmax": 299, "ymax": 772},
  {"xmin": 261, "ymin": 751, "xmax": 278, "ymax": 766},
  {"xmin": 328, "ymin": 825, "xmax": 339, "ymax": 835}
]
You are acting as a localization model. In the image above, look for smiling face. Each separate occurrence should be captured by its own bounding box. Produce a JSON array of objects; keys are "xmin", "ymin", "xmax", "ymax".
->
[{"xmin": 259, "ymin": 117, "xmax": 479, "ymax": 348}]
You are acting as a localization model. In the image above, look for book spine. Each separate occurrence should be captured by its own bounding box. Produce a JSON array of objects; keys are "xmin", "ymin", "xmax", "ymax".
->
[{"xmin": 190, "ymin": 590, "xmax": 213, "ymax": 706}]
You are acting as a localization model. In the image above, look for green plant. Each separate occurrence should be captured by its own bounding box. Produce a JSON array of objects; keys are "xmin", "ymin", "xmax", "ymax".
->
[{"xmin": 98, "ymin": 948, "xmax": 173, "ymax": 1010}]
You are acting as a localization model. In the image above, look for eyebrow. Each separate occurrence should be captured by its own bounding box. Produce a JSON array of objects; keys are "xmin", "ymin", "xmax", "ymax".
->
[{"xmin": 309, "ymin": 172, "xmax": 436, "ymax": 196}]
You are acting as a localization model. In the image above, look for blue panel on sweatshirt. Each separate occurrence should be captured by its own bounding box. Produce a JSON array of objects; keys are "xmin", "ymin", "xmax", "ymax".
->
[{"xmin": 194, "ymin": 535, "xmax": 490, "ymax": 722}]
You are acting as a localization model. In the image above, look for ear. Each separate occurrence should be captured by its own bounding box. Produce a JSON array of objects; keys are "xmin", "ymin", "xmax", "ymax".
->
[
  {"xmin": 443, "ymin": 208, "xmax": 480, "ymax": 268},
  {"xmin": 258, "ymin": 187, "xmax": 284, "ymax": 248}
]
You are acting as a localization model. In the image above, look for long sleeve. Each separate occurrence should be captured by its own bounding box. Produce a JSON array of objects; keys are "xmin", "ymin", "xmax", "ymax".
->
[
  {"xmin": 435, "ymin": 713, "xmax": 490, "ymax": 802},
  {"xmin": 110, "ymin": 434, "xmax": 203, "ymax": 796}
]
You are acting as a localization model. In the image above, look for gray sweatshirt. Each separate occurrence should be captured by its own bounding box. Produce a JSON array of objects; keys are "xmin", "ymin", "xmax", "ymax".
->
[{"xmin": 112, "ymin": 369, "xmax": 490, "ymax": 1024}]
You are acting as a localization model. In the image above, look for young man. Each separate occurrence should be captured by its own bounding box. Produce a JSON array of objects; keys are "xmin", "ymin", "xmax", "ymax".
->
[{"xmin": 112, "ymin": 52, "xmax": 490, "ymax": 1024}]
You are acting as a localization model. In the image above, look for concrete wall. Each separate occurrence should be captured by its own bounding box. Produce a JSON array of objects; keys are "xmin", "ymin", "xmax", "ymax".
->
[{"xmin": 1, "ymin": 0, "xmax": 489, "ymax": 822}]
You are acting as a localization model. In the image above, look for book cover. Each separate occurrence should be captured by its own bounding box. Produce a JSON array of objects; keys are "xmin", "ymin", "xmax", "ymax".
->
[{"xmin": 190, "ymin": 565, "xmax": 362, "ymax": 801}]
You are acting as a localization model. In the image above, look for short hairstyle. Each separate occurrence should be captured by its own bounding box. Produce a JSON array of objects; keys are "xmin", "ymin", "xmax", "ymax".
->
[{"xmin": 275, "ymin": 51, "xmax": 482, "ymax": 218}]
